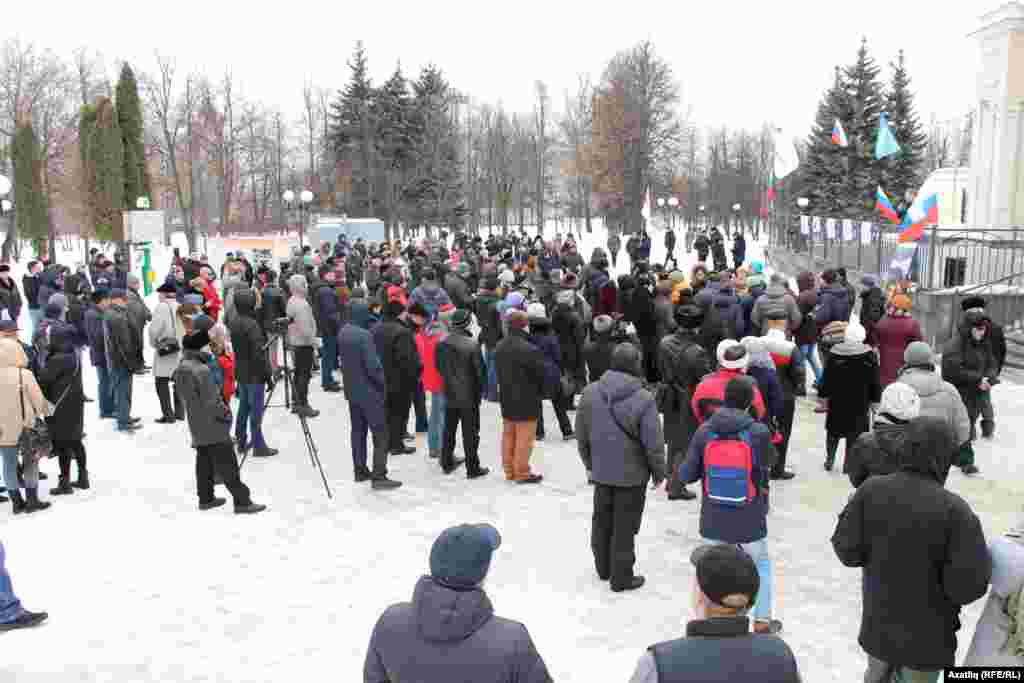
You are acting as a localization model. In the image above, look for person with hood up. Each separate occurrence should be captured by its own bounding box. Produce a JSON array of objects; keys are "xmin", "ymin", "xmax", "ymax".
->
[
  {"xmin": 657, "ymin": 304, "xmax": 712, "ymax": 502},
  {"xmin": 496, "ymin": 309, "xmax": 547, "ymax": 483},
  {"xmin": 528, "ymin": 303, "xmax": 574, "ymax": 441},
  {"xmin": 818, "ymin": 322, "xmax": 880, "ymax": 472},
  {"xmin": 286, "ymin": 274, "xmax": 320, "ymax": 418},
  {"xmin": 173, "ymin": 329, "xmax": 266, "ymax": 514},
  {"xmin": 364, "ymin": 523, "xmax": 552, "ymax": 682},
  {"xmin": 963, "ymin": 515, "xmax": 1024, "ymax": 667},
  {"xmin": 339, "ymin": 303, "xmax": 402, "ymax": 490},
  {"xmin": 411, "ymin": 302, "xmax": 447, "ymax": 461},
  {"xmin": 38, "ymin": 325, "xmax": 88, "ymax": 495},
  {"xmin": 845, "ymin": 382, "xmax": 921, "ymax": 488},
  {"xmin": 229, "ymin": 289, "xmax": 277, "ymax": 459},
  {"xmin": 740, "ymin": 336, "xmax": 784, "ymax": 431},
  {"xmin": 942, "ymin": 310, "xmax": 999, "ymax": 476},
  {"xmin": 585, "ymin": 315, "xmax": 619, "ymax": 383},
  {"xmin": 858, "ymin": 274, "xmax": 886, "ymax": 343},
  {"xmin": 436, "ymin": 309, "xmax": 489, "ymax": 479},
  {"xmin": 372, "ymin": 300, "xmax": 421, "ymax": 456},
  {"xmin": 680, "ymin": 376, "xmax": 781, "ymax": 634},
  {"xmin": 0, "ymin": 334, "xmax": 51, "ymax": 514},
  {"xmin": 699, "ymin": 273, "xmax": 745, "ymax": 360},
  {"xmin": 410, "ymin": 270, "xmax": 452, "ymax": 316},
  {"xmin": 760, "ymin": 315, "xmax": 806, "ymax": 480},
  {"xmin": 750, "ymin": 273, "xmax": 801, "ymax": 338},
  {"xmin": 959, "ymin": 296, "xmax": 1007, "ymax": 439},
  {"xmin": 577, "ymin": 343, "xmax": 666, "ymax": 592},
  {"xmin": 832, "ymin": 416, "xmax": 991, "ymax": 680},
  {"xmin": 899, "ymin": 341, "xmax": 971, "ymax": 460},
  {"xmin": 873, "ymin": 293, "xmax": 923, "ymax": 388}
]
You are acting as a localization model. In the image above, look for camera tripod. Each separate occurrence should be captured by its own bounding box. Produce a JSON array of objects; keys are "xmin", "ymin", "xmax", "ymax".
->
[
  {"xmin": 264, "ymin": 333, "xmax": 292, "ymax": 410},
  {"xmin": 237, "ymin": 334, "xmax": 333, "ymax": 499}
]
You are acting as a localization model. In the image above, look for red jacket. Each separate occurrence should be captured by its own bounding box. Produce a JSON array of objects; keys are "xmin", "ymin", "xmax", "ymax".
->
[
  {"xmin": 691, "ymin": 369, "xmax": 767, "ymax": 425},
  {"xmin": 874, "ymin": 314, "xmax": 923, "ymax": 387},
  {"xmin": 201, "ymin": 281, "xmax": 222, "ymax": 321},
  {"xmin": 416, "ymin": 325, "xmax": 445, "ymax": 393},
  {"xmin": 217, "ymin": 351, "xmax": 236, "ymax": 403}
]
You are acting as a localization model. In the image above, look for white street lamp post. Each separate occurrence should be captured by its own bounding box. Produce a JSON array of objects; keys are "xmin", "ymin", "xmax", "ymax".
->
[
  {"xmin": 667, "ymin": 196, "xmax": 678, "ymax": 230},
  {"xmin": 283, "ymin": 189, "xmax": 314, "ymax": 250},
  {"xmin": 136, "ymin": 196, "xmax": 150, "ymax": 210}
]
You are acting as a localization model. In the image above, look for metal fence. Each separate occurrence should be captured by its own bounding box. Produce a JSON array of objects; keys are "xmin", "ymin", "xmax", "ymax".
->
[{"xmin": 767, "ymin": 214, "xmax": 1024, "ymax": 290}]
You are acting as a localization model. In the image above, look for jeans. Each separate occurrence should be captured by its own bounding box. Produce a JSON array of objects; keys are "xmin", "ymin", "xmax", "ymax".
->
[
  {"xmin": 95, "ymin": 364, "xmax": 115, "ymax": 417},
  {"xmin": 483, "ymin": 349, "xmax": 499, "ymax": 402},
  {"xmin": 592, "ymin": 484, "xmax": 647, "ymax": 589},
  {"xmin": 413, "ymin": 381, "xmax": 429, "ymax": 432},
  {"xmin": 799, "ymin": 343, "xmax": 823, "ymax": 385},
  {"xmin": 27, "ymin": 308, "xmax": 42, "ymax": 339},
  {"xmin": 110, "ymin": 366, "xmax": 134, "ymax": 429},
  {"xmin": 320, "ymin": 334, "xmax": 338, "ymax": 388},
  {"xmin": 702, "ymin": 537, "xmax": 773, "ymax": 622},
  {"xmin": 349, "ymin": 400, "xmax": 389, "ymax": 477},
  {"xmin": 427, "ymin": 391, "xmax": 446, "ymax": 455},
  {"xmin": 195, "ymin": 442, "xmax": 251, "ymax": 506},
  {"xmin": 864, "ymin": 656, "xmax": 940, "ymax": 683},
  {"xmin": 0, "ymin": 541, "xmax": 24, "ymax": 623},
  {"xmin": 235, "ymin": 383, "xmax": 268, "ymax": 450}
]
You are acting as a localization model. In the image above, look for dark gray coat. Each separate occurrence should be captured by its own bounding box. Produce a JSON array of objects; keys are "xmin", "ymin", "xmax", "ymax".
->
[
  {"xmin": 576, "ymin": 370, "xmax": 667, "ymax": 486},
  {"xmin": 173, "ymin": 350, "xmax": 233, "ymax": 447},
  {"xmin": 364, "ymin": 576, "xmax": 552, "ymax": 683}
]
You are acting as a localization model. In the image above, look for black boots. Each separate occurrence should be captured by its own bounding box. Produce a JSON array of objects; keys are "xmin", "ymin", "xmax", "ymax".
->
[
  {"xmin": 51, "ymin": 478, "xmax": 75, "ymax": 496},
  {"xmin": 10, "ymin": 490, "xmax": 25, "ymax": 514},
  {"xmin": 72, "ymin": 473, "xmax": 90, "ymax": 490},
  {"xmin": 23, "ymin": 488, "xmax": 51, "ymax": 513},
  {"xmin": 981, "ymin": 420, "xmax": 995, "ymax": 439},
  {"xmin": 0, "ymin": 610, "xmax": 48, "ymax": 631},
  {"xmin": 824, "ymin": 435, "xmax": 839, "ymax": 472}
]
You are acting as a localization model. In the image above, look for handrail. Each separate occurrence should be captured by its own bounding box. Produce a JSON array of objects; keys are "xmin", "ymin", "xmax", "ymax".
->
[{"xmin": 952, "ymin": 271, "xmax": 1024, "ymax": 295}]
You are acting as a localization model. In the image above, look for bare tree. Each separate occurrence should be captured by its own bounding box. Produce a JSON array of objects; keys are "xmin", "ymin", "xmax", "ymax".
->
[{"xmin": 534, "ymin": 80, "xmax": 550, "ymax": 235}]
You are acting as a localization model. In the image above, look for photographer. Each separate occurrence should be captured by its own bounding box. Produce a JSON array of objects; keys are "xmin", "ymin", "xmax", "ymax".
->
[
  {"xmin": 229, "ymin": 289, "xmax": 277, "ymax": 458},
  {"xmin": 286, "ymin": 275, "xmax": 319, "ymax": 418}
]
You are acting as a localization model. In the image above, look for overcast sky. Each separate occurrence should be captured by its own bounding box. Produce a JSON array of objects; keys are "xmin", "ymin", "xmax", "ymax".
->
[{"xmin": 8, "ymin": 0, "xmax": 985, "ymax": 152}]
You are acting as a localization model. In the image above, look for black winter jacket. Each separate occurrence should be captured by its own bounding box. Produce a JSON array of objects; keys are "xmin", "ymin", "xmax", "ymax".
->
[
  {"xmin": 474, "ymin": 291, "xmax": 503, "ymax": 350},
  {"xmin": 22, "ymin": 273, "xmax": 41, "ymax": 311},
  {"xmin": 372, "ymin": 315, "xmax": 421, "ymax": 395},
  {"xmin": 174, "ymin": 350, "xmax": 234, "ymax": 447},
  {"xmin": 495, "ymin": 329, "xmax": 546, "ymax": 421},
  {"xmin": 0, "ymin": 277, "xmax": 23, "ymax": 321},
  {"xmin": 658, "ymin": 330, "xmax": 712, "ymax": 455},
  {"xmin": 942, "ymin": 312, "xmax": 999, "ymax": 416},
  {"xmin": 832, "ymin": 417, "xmax": 990, "ymax": 670},
  {"xmin": 436, "ymin": 329, "xmax": 484, "ymax": 408},
  {"xmin": 584, "ymin": 334, "xmax": 616, "ymax": 383},
  {"xmin": 103, "ymin": 304, "xmax": 143, "ymax": 372},
  {"xmin": 228, "ymin": 290, "xmax": 272, "ymax": 385},
  {"xmin": 38, "ymin": 326, "xmax": 84, "ymax": 440},
  {"xmin": 846, "ymin": 420, "xmax": 911, "ymax": 488}
]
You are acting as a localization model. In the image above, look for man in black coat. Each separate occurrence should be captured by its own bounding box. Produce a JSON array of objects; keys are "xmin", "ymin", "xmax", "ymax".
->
[
  {"xmin": 0, "ymin": 265, "xmax": 22, "ymax": 326},
  {"xmin": 312, "ymin": 266, "xmax": 342, "ymax": 392},
  {"xmin": 584, "ymin": 315, "xmax": 617, "ymax": 383},
  {"xmin": 22, "ymin": 261, "xmax": 42, "ymax": 335},
  {"xmin": 372, "ymin": 300, "xmax": 420, "ymax": 456},
  {"xmin": 435, "ymin": 310, "xmax": 489, "ymax": 479},
  {"xmin": 832, "ymin": 416, "xmax": 990, "ymax": 680},
  {"xmin": 103, "ymin": 289, "xmax": 143, "ymax": 432},
  {"xmin": 942, "ymin": 310, "xmax": 999, "ymax": 475},
  {"xmin": 228, "ymin": 289, "xmax": 277, "ymax": 459},
  {"xmin": 630, "ymin": 544, "xmax": 801, "ymax": 682},
  {"xmin": 664, "ymin": 228, "xmax": 676, "ymax": 265},
  {"xmin": 657, "ymin": 305, "xmax": 711, "ymax": 502},
  {"xmin": 495, "ymin": 309, "xmax": 546, "ymax": 484},
  {"xmin": 959, "ymin": 296, "xmax": 1006, "ymax": 439}
]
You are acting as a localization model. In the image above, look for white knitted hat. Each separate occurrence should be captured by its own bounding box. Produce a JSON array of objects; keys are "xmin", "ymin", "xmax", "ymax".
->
[
  {"xmin": 879, "ymin": 382, "xmax": 921, "ymax": 422},
  {"xmin": 717, "ymin": 340, "xmax": 749, "ymax": 371},
  {"xmin": 844, "ymin": 323, "xmax": 867, "ymax": 344},
  {"xmin": 526, "ymin": 302, "xmax": 548, "ymax": 321}
]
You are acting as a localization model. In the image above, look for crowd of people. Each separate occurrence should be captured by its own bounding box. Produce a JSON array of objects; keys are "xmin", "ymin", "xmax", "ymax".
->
[{"xmin": 0, "ymin": 226, "xmax": 1014, "ymax": 682}]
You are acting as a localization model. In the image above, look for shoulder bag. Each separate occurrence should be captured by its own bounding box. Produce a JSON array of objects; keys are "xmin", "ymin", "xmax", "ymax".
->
[{"xmin": 18, "ymin": 369, "xmax": 54, "ymax": 462}]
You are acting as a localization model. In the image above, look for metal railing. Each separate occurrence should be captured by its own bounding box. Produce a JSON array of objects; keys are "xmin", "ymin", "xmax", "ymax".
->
[{"xmin": 946, "ymin": 270, "xmax": 1024, "ymax": 342}]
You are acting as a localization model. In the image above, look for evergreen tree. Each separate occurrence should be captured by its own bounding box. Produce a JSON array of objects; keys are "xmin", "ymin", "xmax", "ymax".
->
[
  {"xmin": 89, "ymin": 97, "xmax": 125, "ymax": 242},
  {"xmin": 11, "ymin": 123, "xmax": 48, "ymax": 255},
  {"xmin": 802, "ymin": 67, "xmax": 851, "ymax": 218},
  {"xmin": 374, "ymin": 63, "xmax": 415, "ymax": 235},
  {"xmin": 116, "ymin": 63, "xmax": 148, "ymax": 207},
  {"xmin": 843, "ymin": 38, "xmax": 886, "ymax": 221},
  {"xmin": 882, "ymin": 50, "xmax": 927, "ymax": 213},
  {"xmin": 409, "ymin": 65, "xmax": 463, "ymax": 230},
  {"xmin": 78, "ymin": 103, "xmax": 98, "ymax": 236},
  {"xmin": 329, "ymin": 41, "xmax": 377, "ymax": 216}
]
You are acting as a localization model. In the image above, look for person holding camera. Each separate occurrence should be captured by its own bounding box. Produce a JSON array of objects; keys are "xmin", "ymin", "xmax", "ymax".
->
[
  {"xmin": 286, "ymin": 274, "xmax": 320, "ymax": 418},
  {"xmin": 230, "ymin": 289, "xmax": 278, "ymax": 458}
]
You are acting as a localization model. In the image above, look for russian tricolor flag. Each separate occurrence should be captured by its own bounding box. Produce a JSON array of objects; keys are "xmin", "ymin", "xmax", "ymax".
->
[
  {"xmin": 876, "ymin": 186, "xmax": 901, "ymax": 224},
  {"xmin": 898, "ymin": 193, "xmax": 939, "ymax": 243},
  {"xmin": 832, "ymin": 119, "xmax": 849, "ymax": 147}
]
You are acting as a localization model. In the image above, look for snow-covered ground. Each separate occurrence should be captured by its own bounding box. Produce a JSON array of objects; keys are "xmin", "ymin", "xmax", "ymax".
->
[{"xmin": 2, "ymin": 225, "xmax": 1017, "ymax": 682}]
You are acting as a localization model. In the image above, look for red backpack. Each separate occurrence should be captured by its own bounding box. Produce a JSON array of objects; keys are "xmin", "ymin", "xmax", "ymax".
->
[{"xmin": 702, "ymin": 431, "xmax": 756, "ymax": 508}]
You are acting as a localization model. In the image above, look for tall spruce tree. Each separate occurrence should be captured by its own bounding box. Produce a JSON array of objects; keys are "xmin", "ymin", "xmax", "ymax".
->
[
  {"xmin": 90, "ymin": 97, "xmax": 125, "ymax": 242},
  {"xmin": 116, "ymin": 63, "xmax": 148, "ymax": 207},
  {"xmin": 11, "ymin": 123, "xmax": 48, "ymax": 255},
  {"xmin": 329, "ymin": 42, "xmax": 377, "ymax": 217},
  {"xmin": 843, "ymin": 38, "xmax": 886, "ymax": 221},
  {"xmin": 882, "ymin": 50, "xmax": 927, "ymax": 213},
  {"xmin": 802, "ymin": 67, "xmax": 851, "ymax": 217},
  {"xmin": 374, "ymin": 64, "xmax": 414, "ymax": 237},
  {"xmin": 410, "ymin": 65, "xmax": 462, "ymax": 231},
  {"xmin": 78, "ymin": 103, "xmax": 98, "ymax": 237}
]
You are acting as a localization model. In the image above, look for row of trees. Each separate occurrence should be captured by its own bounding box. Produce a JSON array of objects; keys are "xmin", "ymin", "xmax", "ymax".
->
[{"xmin": 800, "ymin": 40, "xmax": 930, "ymax": 221}]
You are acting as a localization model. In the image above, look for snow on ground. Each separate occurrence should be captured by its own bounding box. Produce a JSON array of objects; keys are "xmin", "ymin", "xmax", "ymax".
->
[{"xmin": 2, "ymin": 225, "xmax": 1018, "ymax": 682}]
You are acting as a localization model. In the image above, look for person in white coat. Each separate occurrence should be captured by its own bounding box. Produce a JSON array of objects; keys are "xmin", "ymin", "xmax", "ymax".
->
[
  {"xmin": 149, "ymin": 282, "xmax": 186, "ymax": 423},
  {"xmin": 964, "ymin": 517, "xmax": 1024, "ymax": 667}
]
